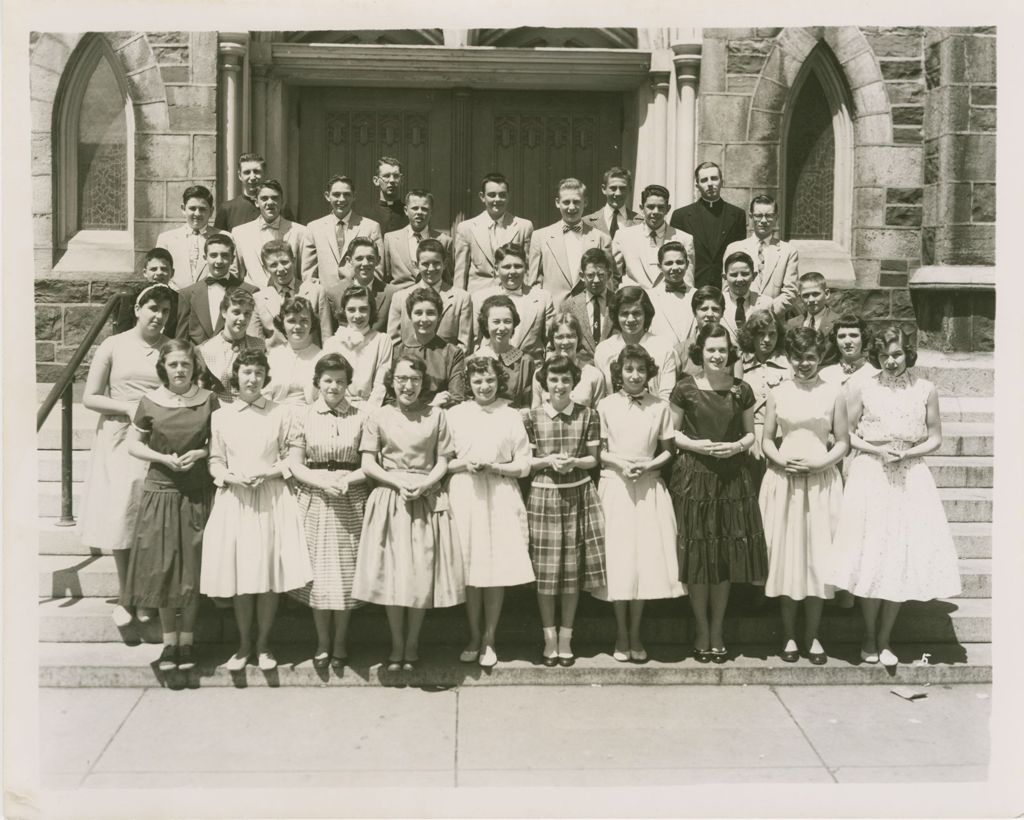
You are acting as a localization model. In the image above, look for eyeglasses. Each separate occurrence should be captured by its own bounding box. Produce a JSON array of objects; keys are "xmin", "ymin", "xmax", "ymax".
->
[
  {"xmin": 393, "ymin": 375, "xmax": 421, "ymax": 384},
  {"xmin": 752, "ymin": 215, "xmax": 776, "ymax": 222}
]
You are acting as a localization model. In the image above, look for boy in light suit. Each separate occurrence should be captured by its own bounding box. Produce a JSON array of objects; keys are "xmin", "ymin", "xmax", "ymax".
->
[
  {"xmin": 157, "ymin": 185, "xmax": 228, "ymax": 290},
  {"xmin": 387, "ymin": 239, "xmax": 472, "ymax": 348},
  {"xmin": 301, "ymin": 174, "xmax": 384, "ymax": 288},
  {"xmin": 611, "ymin": 184, "xmax": 696, "ymax": 290},
  {"xmin": 231, "ymin": 180, "xmax": 310, "ymax": 289},
  {"xmin": 582, "ymin": 166, "xmax": 640, "ymax": 239},
  {"xmin": 723, "ymin": 194, "xmax": 800, "ymax": 318},
  {"xmin": 382, "ymin": 190, "xmax": 452, "ymax": 288}
]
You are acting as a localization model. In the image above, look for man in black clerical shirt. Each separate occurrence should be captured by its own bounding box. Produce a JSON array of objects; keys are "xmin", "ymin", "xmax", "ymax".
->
[
  {"xmin": 213, "ymin": 152, "xmax": 294, "ymax": 231},
  {"xmin": 668, "ymin": 161, "xmax": 747, "ymax": 290},
  {"xmin": 368, "ymin": 156, "xmax": 409, "ymax": 234}
]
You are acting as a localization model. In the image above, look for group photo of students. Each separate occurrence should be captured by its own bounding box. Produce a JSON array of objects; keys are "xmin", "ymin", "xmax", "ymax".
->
[{"xmin": 79, "ymin": 153, "xmax": 964, "ymax": 678}]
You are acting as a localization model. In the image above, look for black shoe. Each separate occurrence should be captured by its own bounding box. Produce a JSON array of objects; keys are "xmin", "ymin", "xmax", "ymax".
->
[
  {"xmin": 709, "ymin": 647, "xmax": 728, "ymax": 664},
  {"xmin": 177, "ymin": 645, "xmax": 195, "ymax": 671},
  {"xmin": 157, "ymin": 645, "xmax": 178, "ymax": 672},
  {"xmin": 542, "ymin": 652, "xmax": 559, "ymax": 667},
  {"xmin": 312, "ymin": 652, "xmax": 330, "ymax": 670},
  {"xmin": 557, "ymin": 654, "xmax": 575, "ymax": 667},
  {"xmin": 694, "ymin": 647, "xmax": 712, "ymax": 664},
  {"xmin": 780, "ymin": 643, "xmax": 800, "ymax": 663}
]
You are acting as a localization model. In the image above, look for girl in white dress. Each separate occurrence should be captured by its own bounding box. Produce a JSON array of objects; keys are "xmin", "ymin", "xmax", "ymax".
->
[
  {"xmin": 320, "ymin": 286, "xmax": 394, "ymax": 410},
  {"xmin": 264, "ymin": 295, "xmax": 320, "ymax": 406},
  {"xmin": 200, "ymin": 349, "xmax": 313, "ymax": 672},
  {"xmin": 594, "ymin": 345, "xmax": 683, "ymax": 663},
  {"xmin": 447, "ymin": 355, "xmax": 535, "ymax": 668},
  {"xmin": 819, "ymin": 314, "xmax": 880, "ymax": 425},
  {"xmin": 827, "ymin": 327, "xmax": 962, "ymax": 667},
  {"xmin": 758, "ymin": 328, "xmax": 849, "ymax": 665}
]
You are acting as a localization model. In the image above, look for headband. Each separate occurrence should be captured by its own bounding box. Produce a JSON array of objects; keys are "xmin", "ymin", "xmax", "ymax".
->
[{"xmin": 135, "ymin": 284, "xmax": 173, "ymax": 310}]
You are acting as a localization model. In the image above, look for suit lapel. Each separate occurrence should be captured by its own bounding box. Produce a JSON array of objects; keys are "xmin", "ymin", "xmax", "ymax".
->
[
  {"xmin": 545, "ymin": 231, "xmax": 573, "ymax": 287},
  {"xmin": 470, "ymin": 216, "xmax": 494, "ymax": 269},
  {"xmin": 193, "ymin": 284, "xmax": 215, "ymax": 338}
]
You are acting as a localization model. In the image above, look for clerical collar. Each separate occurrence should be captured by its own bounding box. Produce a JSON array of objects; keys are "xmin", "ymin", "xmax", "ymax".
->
[{"xmin": 700, "ymin": 198, "xmax": 723, "ymax": 210}]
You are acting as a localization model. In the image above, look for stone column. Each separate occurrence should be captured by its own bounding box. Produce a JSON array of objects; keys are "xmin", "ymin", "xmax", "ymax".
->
[
  {"xmin": 649, "ymin": 68, "xmax": 670, "ymax": 185},
  {"xmin": 218, "ymin": 33, "xmax": 249, "ymax": 202},
  {"xmin": 670, "ymin": 31, "xmax": 702, "ymax": 200}
]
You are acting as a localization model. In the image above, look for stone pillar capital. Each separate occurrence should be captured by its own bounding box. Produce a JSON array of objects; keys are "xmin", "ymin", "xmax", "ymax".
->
[
  {"xmin": 219, "ymin": 32, "xmax": 248, "ymax": 66},
  {"xmin": 649, "ymin": 70, "xmax": 671, "ymax": 94},
  {"xmin": 671, "ymin": 41, "xmax": 702, "ymax": 87}
]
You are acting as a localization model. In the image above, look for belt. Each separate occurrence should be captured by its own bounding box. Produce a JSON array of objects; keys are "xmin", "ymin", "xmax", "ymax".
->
[{"xmin": 307, "ymin": 460, "xmax": 360, "ymax": 471}]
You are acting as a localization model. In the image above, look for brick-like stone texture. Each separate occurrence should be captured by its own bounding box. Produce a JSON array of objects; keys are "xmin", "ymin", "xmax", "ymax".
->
[
  {"xmin": 36, "ymin": 305, "xmax": 61, "ymax": 340},
  {"xmin": 727, "ymin": 39, "xmax": 773, "ymax": 74},
  {"xmin": 971, "ymin": 183, "xmax": 995, "ymax": 222}
]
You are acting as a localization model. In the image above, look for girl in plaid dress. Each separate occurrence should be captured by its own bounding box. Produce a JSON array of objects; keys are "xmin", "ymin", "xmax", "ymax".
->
[{"xmin": 524, "ymin": 355, "xmax": 606, "ymax": 667}]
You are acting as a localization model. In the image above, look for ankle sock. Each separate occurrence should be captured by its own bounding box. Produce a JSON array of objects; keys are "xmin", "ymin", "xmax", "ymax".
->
[
  {"xmin": 162, "ymin": 632, "xmax": 178, "ymax": 647},
  {"xmin": 179, "ymin": 632, "xmax": 194, "ymax": 647},
  {"xmin": 542, "ymin": 627, "xmax": 557, "ymax": 656},
  {"xmin": 557, "ymin": 626, "xmax": 573, "ymax": 656}
]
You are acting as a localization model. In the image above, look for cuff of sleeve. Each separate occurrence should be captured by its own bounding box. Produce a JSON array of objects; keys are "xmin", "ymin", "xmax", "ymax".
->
[
  {"xmin": 278, "ymin": 462, "xmax": 293, "ymax": 480},
  {"xmin": 213, "ymin": 476, "xmax": 226, "ymax": 488}
]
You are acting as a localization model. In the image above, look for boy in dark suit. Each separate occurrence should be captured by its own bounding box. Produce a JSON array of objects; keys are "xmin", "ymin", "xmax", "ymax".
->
[
  {"xmin": 561, "ymin": 247, "xmax": 615, "ymax": 360},
  {"xmin": 175, "ymin": 234, "xmax": 258, "ymax": 346},
  {"xmin": 786, "ymin": 271, "xmax": 839, "ymax": 363}
]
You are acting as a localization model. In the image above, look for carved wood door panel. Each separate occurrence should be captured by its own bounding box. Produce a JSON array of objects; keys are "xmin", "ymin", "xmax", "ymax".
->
[{"xmin": 297, "ymin": 88, "xmax": 454, "ymax": 226}]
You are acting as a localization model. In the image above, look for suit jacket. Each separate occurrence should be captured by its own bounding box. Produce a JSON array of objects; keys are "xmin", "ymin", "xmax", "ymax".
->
[
  {"xmin": 301, "ymin": 212, "xmax": 384, "ymax": 288},
  {"xmin": 647, "ymin": 285, "xmax": 697, "ymax": 363},
  {"xmin": 527, "ymin": 222, "xmax": 612, "ymax": 310},
  {"xmin": 249, "ymin": 279, "xmax": 334, "ymax": 346},
  {"xmin": 470, "ymin": 284, "xmax": 553, "ymax": 360},
  {"xmin": 156, "ymin": 225, "xmax": 230, "ymax": 290},
  {"xmin": 724, "ymin": 235, "xmax": 800, "ymax": 317},
  {"xmin": 611, "ymin": 223, "xmax": 696, "ymax": 290},
  {"xmin": 387, "ymin": 283, "xmax": 473, "ymax": 349},
  {"xmin": 231, "ymin": 218, "xmax": 310, "ymax": 290},
  {"xmin": 785, "ymin": 305, "xmax": 838, "ymax": 337},
  {"xmin": 382, "ymin": 226, "xmax": 453, "ymax": 287},
  {"xmin": 669, "ymin": 199, "xmax": 747, "ymax": 289},
  {"xmin": 561, "ymin": 290, "xmax": 614, "ymax": 359},
  {"xmin": 721, "ymin": 289, "xmax": 775, "ymax": 343},
  {"xmin": 452, "ymin": 212, "xmax": 534, "ymax": 294},
  {"xmin": 582, "ymin": 206, "xmax": 640, "ymax": 237},
  {"xmin": 213, "ymin": 194, "xmax": 294, "ymax": 232},
  {"xmin": 175, "ymin": 278, "xmax": 259, "ymax": 346},
  {"xmin": 322, "ymin": 277, "xmax": 394, "ymax": 335},
  {"xmin": 367, "ymin": 198, "xmax": 409, "ymax": 235}
]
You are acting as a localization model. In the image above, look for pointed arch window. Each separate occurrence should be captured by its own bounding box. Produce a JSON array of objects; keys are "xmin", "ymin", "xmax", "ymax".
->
[
  {"xmin": 54, "ymin": 35, "xmax": 134, "ymax": 260},
  {"xmin": 780, "ymin": 43, "xmax": 854, "ymax": 254}
]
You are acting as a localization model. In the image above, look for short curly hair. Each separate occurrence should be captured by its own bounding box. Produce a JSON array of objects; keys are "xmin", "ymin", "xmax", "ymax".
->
[
  {"xmin": 345, "ymin": 236, "xmax": 379, "ymax": 264},
  {"xmin": 867, "ymin": 325, "xmax": 918, "ymax": 369},
  {"xmin": 688, "ymin": 322, "xmax": 739, "ymax": 367},
  {"xmin": 273, "ymin": 295, "xmax": 319, "ymax": 340},
  {"xmin": 535, "ymin": 354, "xmax": 582, "ymax": 389},
  {"xmin": 155, "ymin": 339, "xmax": 202, "ymax": 387},
  {"xmin": 383, "ymin": 354, "xmax": 429, "ymax": 402},
  {"xmin": 313, "ymin": 352, "xmax": 354, "ymax": 388},
  {"xmin": 229, "ymin": 349, "xmax": 271, "ymax": 389},
  {"xmin": 829, "ymin": 313, "xmax": 872, "ymax": 357},
  {"xmin": 464, "ymin": 354, "xmax": 509, "ymax": 399},
  {"xmin": 784, "ymin": 326, "xmax": 827, "ymax": 361},
  {"xmin": 690, "ymin": 285, "xmax": 725, "ymax": 313},
  {"xmin": 610, "ymin": 343, "xmax": 659, "ymax": 392},
  {"xmin": 494, "ymin": 242, "xmax": 527, "ymax": 266},
  {"xmin": 339, "ymin": 285, "xmax": 377, "ymax": 327},
  {"xmin": 657, "ymin": 240, "xmax": 689, "ymax": 266},
  {"xmin": 609, "ymin": 286, "xmax": 656, "ymax": 333},
  {"xmin": 404, "ymin": 286, "xmax": 443, "ymax": 320},
  {"xmin": 737, "ymin": 309, "xmax": 786, "ymax": 355},
  {"xmin": 477, "ymin": 294, "xmax": 521, "ymax": 340}
]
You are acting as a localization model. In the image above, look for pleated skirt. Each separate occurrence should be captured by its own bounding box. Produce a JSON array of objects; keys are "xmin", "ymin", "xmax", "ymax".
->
[{"xmin": 526, "ymin": 481, "xmax": 606, "ymax": 596}]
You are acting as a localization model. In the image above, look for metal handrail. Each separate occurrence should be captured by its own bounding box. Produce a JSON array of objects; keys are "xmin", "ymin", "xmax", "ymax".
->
[{"xmin": 36, "ymin": 290, "xmax": 133, "ymax": 526}]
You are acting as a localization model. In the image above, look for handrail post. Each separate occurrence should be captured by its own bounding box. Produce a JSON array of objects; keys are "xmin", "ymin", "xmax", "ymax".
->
[{"xmin": 57, "ymin": 385, "xmax": 75, "ymax": 527}]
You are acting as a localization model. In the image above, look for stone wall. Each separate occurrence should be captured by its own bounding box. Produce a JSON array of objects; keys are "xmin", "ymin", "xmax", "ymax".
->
[{"xmin": 31, "ymin": 31, "xmax": 218, "ymax": 380}]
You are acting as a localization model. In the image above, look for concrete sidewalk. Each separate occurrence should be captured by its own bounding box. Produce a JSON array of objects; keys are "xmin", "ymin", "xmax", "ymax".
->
[{"xmin": 41, "ymin": 683, "xmax": 989, "ymax": 790}]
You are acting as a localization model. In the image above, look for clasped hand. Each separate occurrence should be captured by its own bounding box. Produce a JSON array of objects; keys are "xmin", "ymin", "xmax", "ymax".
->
[
  {"xmin": 619, "ymin": 459, "xmax": 654, "ymax": 480},
  {"xmin": 163, "ymin": 449, "xmax": 203, "ymax": 472},
  {"xmin": 465, "ymin": 461, "xmax": 506, "ymax": 476},
  {"xmin": 689, "ymin": 439, "xmax": 739, "ymax": 459},
  {"xmin": 399, "ymin": 476, "xmax": 433, "ymax": 500},
  {"xmin": 547, "ymin": 453, "xmax": 575, "ymax": 474}
]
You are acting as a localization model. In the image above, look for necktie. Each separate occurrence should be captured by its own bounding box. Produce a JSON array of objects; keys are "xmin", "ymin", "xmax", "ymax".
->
[
  {"xmin": 757, "ymin": 239, "xmax": 766, "ymax": 275},
  {"xmin": 609, "ymin": 210, "xmax": 619, "ymax": 239},
  {"xmin": 563, "ymin": 224, "xmax": 582, "ymax": 234},
  {"xmin": 592, "ymin": 296, "xmax": 602, "ymax": 341},
  {"xmin": 335, "ymin": 220, "xmax": 347, "ymax": 258},
  {"xmin": 735, "ymin": 298, "xmax": 746, "ymax": 326},
  {"xmin": 809, "ymin": 314, "xmax": 816, "ymax": 330},
  {"xmin": 189, "ymin": 232, "xmax": 201, "ymax": 273},
  {"xmin": 414, "ymin": 232, "xmax": 423, "ymax": 244},
  {"xmin": 649, "ymin": 229, "xmax": 658, "ymax": 247}
]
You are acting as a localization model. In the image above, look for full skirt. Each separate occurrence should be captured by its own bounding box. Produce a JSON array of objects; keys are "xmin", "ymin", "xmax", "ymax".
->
[
  {"xmin": 448, "ymin": 472, "xmax": 535, "ymax": 588},
  {"xmin": 592, "ymin": 470, "xmax": 683, "ymax": 601},
  {"xmin": 758, "ymin": 464, "xmax": 842, "ymax": 600},
  {"xmin": 78, "ymin": 415, "xmax": 148, "ymax": 553},
  {"xmin": 826, "ymin": 452, "xmax": 962, "ymax": 602},
  {"xmin": 527, "ymin": 482, "xmax": 607, "ymax": 595},
  {"xmin": 352, "ymin": 480, "xmax": 465, "ymax": 608},
  {"xmin": 199, "ymin": 477, "xmax": 313, "ymax": 596}
]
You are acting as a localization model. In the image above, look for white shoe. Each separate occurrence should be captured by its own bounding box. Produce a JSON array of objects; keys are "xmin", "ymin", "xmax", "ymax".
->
[
  {"xmin": 612, "ymin": 648, "xmax": 630, "ymax": 663},
  {"xmin": 258, "ymin": 651, "xmax": 278, "ymax": 671},
  {"xmin": 478, "ymin": 646, "xmax": 498, "ymax": 668},
  {"xmin": 111, "ymin": 605, "xmax": 132, "ymax": 628},
  {"xmin": 135, "ymin": 607, "xmax": 153, "ymax": 624},
  {"xmin": 879, "ymin": 648, "xmax": 899, "ymax": 667},
  {"xmin": 224, "ymin": 652, "xmax": 249, "ymax": 672},
  {"xmin": 860, "ymin": 649, "xmax": 880, "ymax": 664},
  {"xmin": 459, "ymin": 648, "xmax": 479, "ymax": 663}
]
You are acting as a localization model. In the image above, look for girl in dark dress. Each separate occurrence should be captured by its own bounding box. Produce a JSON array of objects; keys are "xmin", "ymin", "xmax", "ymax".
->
[
  {"xmin": 122, "ymin": 339, "xmax": 219, "ymax": 672},
  {"xmin": 669, "ymin": 323, "xmax": 768, "ymax": 664},
  {"xmin": 474, "ymin": 294, "xmax": 535, "ymax": 408}
]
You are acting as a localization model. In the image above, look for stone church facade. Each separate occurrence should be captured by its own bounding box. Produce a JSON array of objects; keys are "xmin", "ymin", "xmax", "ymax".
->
[{"xmin": 30, "ymin": 26, "xmax": 996, "ymax": 379}]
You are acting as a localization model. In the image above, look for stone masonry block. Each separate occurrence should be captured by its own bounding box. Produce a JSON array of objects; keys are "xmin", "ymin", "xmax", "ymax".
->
[
  {"xmin": 885, "ymin": 206, "xmax": 923, "ymax": 227},
  {"xmin": 935, "ymin": 182, "xmax": 973, "ymax": 224},
  {"xmin": 754, "ymin": 78, "xmax": 786, "ymax": 114},
  {"xmin": 972, "ymin": 183, "xmax": 995, "ymax": 223},
  {"xmin": 62, "ymin": 305, "xmax": 107, "ymax": 347},
  {"xmin": 699, "ymin": 95, "xmax": 749, "ymax": 143},
  {"xmin": 879, "ymin": 59, "xmax": 923, "ymax": 81},
  {"xmin": 924, "ymin": 86, "xmax": 969, "ymax": 141},
  {"xmin": 726, "ymin": 76, "xmax": 757, "ymax": 95},
  {"xmin": 192, "ymin": 134, "xmax": 217, "ymax": 178},
  {"xmin": 747, "ymin": 110, "xmax": 781, "ymax": 142},
  {"xmin": 852, "ymin": 259, "xmax": 881, "ymax": 288},
  {"xmin": 33, "ymin": 175, "xmax": 52, "ymax": 213},
  {"xmin": 893, "ymin": 126, "xmax": 922, "ymax": 145},
  {"xmin": 937, "ymin": 36, "xmax": 968, "ymax": 86},
  {"xmin": 855, "ymin": 146, "xmax": 923, "ymax": 187},
  {"xmin": 826, "ymin": 27, "xmax": 868, "ymax": 65},
  {"xmin": 971, "ymin": 85, "xmax": 996, "ymax": 106},
  {"xmin": 135, "ymin": 220, "xmax": 170, "ymax": 253},
  {"xmin": 969, "ymin": 107, "xmax": 996, "ymax": 133},
  {"xmin": 886, "ymin": 81, "xmax": 924, "ymax": 106},
  {"xmin": 125, "ymin": 66, "xmax": 165, "ymax": 105},
  {"xmin": 965, "ymin": 35, "xmax": 996, "ymax": 83},
  {"xmin": 151, "ymin": 44, "xmax": 189, "ymax": 64},
  {"xmin": 160, "ymin": 66, "xmax": 190, "ymax": 84},
  {"xmin": 32, "ymin": 132, "xmax": 52, "ymax": 175},
  {"xmin": 32, "ymin": 98, "xmax": 53, "ymax": 132},
  {"xmin": 33, "ymin": 214, "xmax": 53, "ymax": 246},
  {"xmin": 723, "ymin": 144, "xmax": 777, "ymax": 187},
  {"xmin": 192, "ymin": 32, "xmax": 219, "ymax": 84},
  {"xmin": 924, "ymin": 41, "xmax": 940, "ymax": 89},
  {"xmin": 37, "ymin": 341, "xmax": 56, "ymax": 363},
  {"xmin": 855, "ymin": 228, "xmax": 923, "ymax": 259},
  {"xmin": 36, "ymin": 305, "xmax": 61, "ymax": 340},
  {"xmin": 36, "ymin": 278, "xmax": 88, "ymax": 304},
  {"xmin": 886, "ymin": 187, "xmax": 923, "ymax": 205},
  {"xmin": 116, "ymin": 35, "xmax": 155, "ymax": 74},
  {"xmin": 862, "ymin": 27, "xmax": 924, "ymax": 58},
  {"xmin": 700, "ymin": 38, "xmax": 727, "ymax": 94},
  {"xmin": 30, "ymin": 66, "xmax": 61, "ymax": 103},
  {"xmin": 136, "ymin": 180, "xmax": 166, "ymax": 220},
  {"xmin": 145, "ymin": 32, "xmax": 190, "ymax": 45},
  {"xmin": 922, "ymin": 183, "xmax": 938, "ymax": 226},
  {"xmin": 860, "ymin": 289, "xmax": 892, "ymax": 319},
  {"xmin": 166, "ymin": 84, "xmax": 217, "ymax": 132},
  {"xmin": 830, "ymin": 289, "xmax": 867, "ymax": 317},
  {"xmin": 921, "ymin": 227, "xmax": 935, "ymax": 265},
  {"xmin": 855, "ymin": 187, "xmax": 886, "ymax": 227},
  {"xmin": 924, "ymin": 139, "xmax": 940, "ymax": 185},
  {"xmin": 842, "ymin": 50, "xmax": 881, "ymax": 90},
  {"xmin": 136, "ymin": 134, "xmax": 191, "ymax": 179},
  {"xmin": 933, "ymin": 224, "xmax": 994, "ymax": 265},
  {"xmin": 757, "ymin": 47, "xmax": 786, "ymax": 87},
  {"xmin": 727, "ymin": 39, "xmax": 772, "ymax": 75},
  {"xmin": 777, "ymin": 27, "xmax": 818, "ymax": 63},
  {"xmin": 854, "ymin": 114, "xmax": 891, "ymax": 145},
  {"xmin": 29, "ymin": 33, "xmax": 72, "ymax": 75},
  {"xmin": 892, "ymin": 106, "xmax": 924, "ymax": 126},
  {"xmin": 940, "ymin": 134, "xmax": 996, "ymax": 182},
  {"xmin": 890, "ymin": 288, "xmax": 916, "ymax": 318},
  {"xmin": 135, "ymin": 101, "xmax": 170, "ymax": 132},
  {"xmin": 880, "ymin": 257, "xmax": 908, "ymax": 271},
  {"xmin": 852, "ymin": 82, "xmax": 889, "ymax": 117},
  {"xmin": 90, "ymin": 279, "xmax": 138, "ymax": 303},
  {"xmin": 879, "ymin": 272, "xmax": 909, "ymax": 288}
]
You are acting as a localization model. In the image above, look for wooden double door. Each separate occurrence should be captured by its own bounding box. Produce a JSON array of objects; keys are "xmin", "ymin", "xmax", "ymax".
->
[{"xmin": 296, "ymin": 87, "xmax": 627, "ymax": 232}]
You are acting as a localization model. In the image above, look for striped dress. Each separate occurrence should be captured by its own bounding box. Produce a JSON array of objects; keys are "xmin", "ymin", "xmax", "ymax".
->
[{"xmin": 287, "ymin": 400, "xmax": 368, "ymax": 610}]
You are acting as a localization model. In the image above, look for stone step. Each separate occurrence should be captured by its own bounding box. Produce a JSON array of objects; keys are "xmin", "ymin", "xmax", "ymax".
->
[
  {"xmin": 937, "ymin": 488, "xmax": 992, "ymax": 523},
  {"xmin": 923, "ymin": 456, "xmax": 993, "ymax": 488},
  {"xmin": 37, "ymin": 450, "xmax": 91, "ymax": 483},
  {"xmin": 37, "ymin": 405, "xmax": 101, "ymax": 450},
  {"xmin": 38, "ymin": 485, "xmax": 84, "ymax": 519},
  {"xmin": 935, "ymin": 423, "xmax": 993, "ymax": 456},
  {"xmin": 938, "ymin": 396, "xmax": 994, "ymax": 423},
  {"xmin": 37, "ymin": 595, "xmax": 991, "ymax": 645},
  {"xmin": 37, "ymin": 640, "xmax": 992, "ymax": 687},
  {"xmin": 914, "ymin": 351, "xmax": 994, "ymax": 397},
  {"xmin": 948, "ymin": 522, "xmax": 992, "ymax": 559}
]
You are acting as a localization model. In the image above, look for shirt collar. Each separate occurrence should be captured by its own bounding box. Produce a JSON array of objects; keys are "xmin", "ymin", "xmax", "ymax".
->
[
  {"xmin": 700, "ymin": 197, "xmax": 723, "ymax": 210},
  {"xmin": 313, "ymin": 396, "xmax": 349, "ymax": 415},
  {"xmin": 619, "ymin": 388, "xmax": 650, "ymax": 406},
  {"xmin": 336, "ymin": 212, "xmax": 352, "ymax": 228},
  {"xmin": 604, "ymin": 204, "xmax": 626, "ymax": 223},
  {"xmin": 260, "ymin": 217, "xmax": 283, "ymax": 231},
  {"xmin": 542, "ymin": 400, "xmax": 575, "ymax": 420},
  {"xmin": 232, "ymin": 395, "xmax": 269, "ymax": 412}
]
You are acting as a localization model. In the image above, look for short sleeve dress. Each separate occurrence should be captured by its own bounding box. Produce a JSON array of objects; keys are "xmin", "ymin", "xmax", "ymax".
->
[
  {"xmin": 826, "ymin": 371, "xmax": 962, "ymax": 602},
  {"xmin": 393, "ymin": 337, "xmax": 466, "ymax": 406},
  {"xmin": 321, "ymin": 327, "xmax": 394, "ymax": 410},
  {"xmin": 446, "ymin": 399, "xmax": 535, "ymax": 588},
  {"xmin": 741, "ymin": 352, "xmax": 791, "ymax": 466},
  {"xmin": 200, "ymin": 398, "xmax": 313, "ymax": 596},
  {"xmin": 757, "ymin": 378, "xmax": 844, "ymax": 600},
  {"xmin": 79, "ymin": 330, "xmax": 169, "ymax": 553},
  {"xmin": 593, "ymin": 391, "xmax": 684, "ymax": 602},
  {"xmin": 522, "ymin": 402, "xmax": 607, "ymax": 595},
  {"xmin": 668, "ymin": 375, "xmax": 769, "ymax": 585},
  {"xmin": 531, "ymin": 359, "xmax": 607, "ymax": 409},
  {"xmin": 121, "ymin": 387, "xmax": 219, "ymax": 608},
  {"xmin": 287, "ymin": 399, "xmax": 368, "ymax": 610},
  {"xmin": 352, "ymin": 404, "xmax": 465, "ymax": 608}
]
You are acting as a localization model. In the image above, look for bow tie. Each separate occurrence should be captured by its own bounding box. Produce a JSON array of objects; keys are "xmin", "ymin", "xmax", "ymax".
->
[
  {"xmin": 627, "ymin": 393, "xmax": 647, "ymax": 406},
  {"xmin": 664, "ymin": 282, "xmax": 687, "ymax": 294},
  {"xmin": 562, "ymin": 223, "xmax": 582, "ymax": 234}
]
